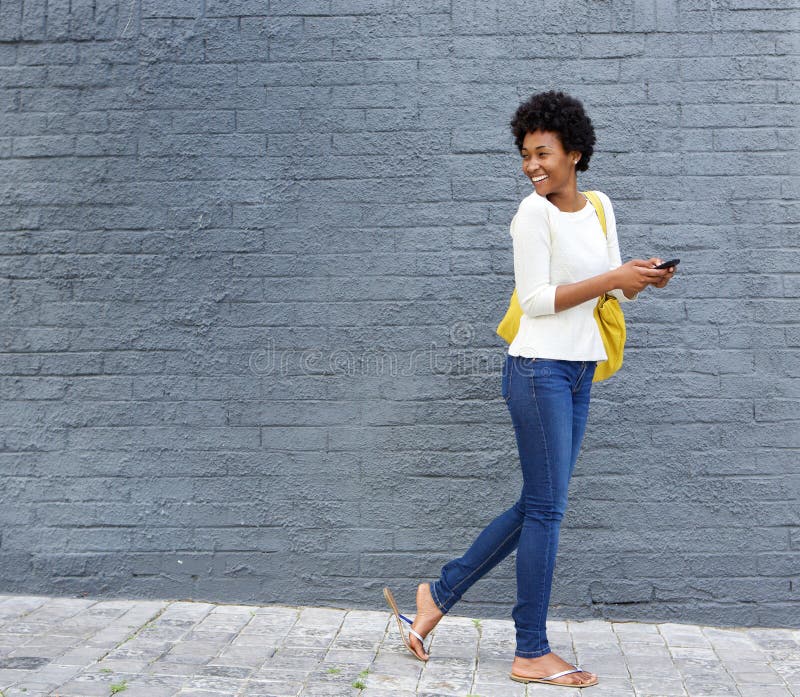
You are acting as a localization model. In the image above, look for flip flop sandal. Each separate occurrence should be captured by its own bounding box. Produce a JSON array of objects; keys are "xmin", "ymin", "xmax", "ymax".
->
[
  {"xmin": 382, "ymin": 586, "xmax": 430, "ymax": 661},
  {"xmin": 510, "ymin": 667, "xmax": 599, "ymax": 687}
]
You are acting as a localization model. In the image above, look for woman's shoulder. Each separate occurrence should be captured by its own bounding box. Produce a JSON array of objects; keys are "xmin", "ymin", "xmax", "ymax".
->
[
  {"xmin": 518, "ymin": 191, "xmax": 557, "ymax": 216},
  {"xmin": 511, "ymin": 192, "xmax": 555, "ymax": 237}
]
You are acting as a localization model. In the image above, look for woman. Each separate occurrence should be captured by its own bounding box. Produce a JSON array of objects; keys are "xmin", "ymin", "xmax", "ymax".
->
[{"xmin": 384, "ymin": 91, "xmax": 676, "ymax": 688}]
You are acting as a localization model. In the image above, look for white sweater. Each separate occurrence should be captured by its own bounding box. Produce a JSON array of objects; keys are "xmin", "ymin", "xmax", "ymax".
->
[{"xmin": 507, "ymin": 190, "xmax": 634, "ymax": 361}]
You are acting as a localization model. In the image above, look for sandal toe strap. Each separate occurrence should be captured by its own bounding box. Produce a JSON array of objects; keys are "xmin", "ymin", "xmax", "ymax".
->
[
  {"xmin": 398, "ymin": 613, "xmax": 427, "ymax": 645},
  {"xmin": 541, "ymin": 667, "xmax": 583, "ymax": 681},
  {"xmin": 408, "ymin": 626, "xmax": 425, "ymax": 643}
]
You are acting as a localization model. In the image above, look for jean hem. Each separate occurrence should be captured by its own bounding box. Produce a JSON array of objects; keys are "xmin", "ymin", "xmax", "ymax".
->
[
  {"xmin": 429, "ymin": 582, "xmax": 453, "ymax": 615},
  {"xmin": 515, "ymin": 647, "xmax": 551, "ymax": 658}
]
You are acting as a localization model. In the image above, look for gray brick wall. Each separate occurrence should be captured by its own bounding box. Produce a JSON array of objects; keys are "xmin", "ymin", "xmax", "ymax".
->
[{"xmin": 1, "ymin": 0, "xmax": 798, "ymax": 628}]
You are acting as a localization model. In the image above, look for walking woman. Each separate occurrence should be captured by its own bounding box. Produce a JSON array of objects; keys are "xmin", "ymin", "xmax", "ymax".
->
[{"xmin": 384, "ymin": 91, "xmax": 676, "ymax": 688}]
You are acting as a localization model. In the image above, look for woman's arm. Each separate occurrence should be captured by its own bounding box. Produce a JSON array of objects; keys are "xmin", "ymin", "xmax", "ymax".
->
[
  {"xmin": 512, "ymin": 195, "xmax": 668, "ymax": 316},
  {"xmin": 511, "ymin": 197, "xmax": 560, "ymax": 317},
  {"xmin": 553, "ymin": 261, "xmax": 667, "ymax": 313},
  {"xmin": 551, "ymin": 192, "xmax": 669, "ymax": 313}
]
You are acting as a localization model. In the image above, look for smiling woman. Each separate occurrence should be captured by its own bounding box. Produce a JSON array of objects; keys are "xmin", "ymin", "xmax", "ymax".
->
[
  {"xmin": 383, "ymin": 90, "xmax": 677, "ymax": 689},
  {"xmin": 521, "ymin": 130, "xmax": 585, "ymax": 210}
]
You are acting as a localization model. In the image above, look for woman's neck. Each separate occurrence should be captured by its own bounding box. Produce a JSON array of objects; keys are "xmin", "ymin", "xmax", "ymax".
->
[{"xmin": 547, "ymin": 189, "xmax": 587, "ymax": 213}]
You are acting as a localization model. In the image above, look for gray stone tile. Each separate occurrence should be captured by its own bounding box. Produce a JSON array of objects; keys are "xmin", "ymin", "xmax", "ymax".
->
[
  {"xmin": 682, "ymin": 675, "xmax": 741, "ymax": 696},
  {"xmin": 117, "ymin": 685, "xmax": 179, "ymax": 697},
  {"xmin": 614, "ymin": 621, "xmax": 665, "ymax": 642},
  {"xmin": 147, "ymin": 661, "xmax": 203, "ymax": 676},
  {"xmin": 211, "ymin": 645, "xmax": 268, "ymax": 668},
  {"xmin": 0, "ymin": 595, "xmax": 793, "ymax": 697},
  {"xmin": 322, "ymin": 648, "xmax": 377, "ymax": 664},
  {"xmin": 241, "ymin": 677, "xmax": 305, "ymax": 696},
  {"xmin": 56, "ymin": 677, "xmax": 120, "ymax": 696},
  {"xmin": 631, "ymin": 676, "xmax": 688, "ymax": 695},
  {"xmin": 3, "ymin": 686, "xmax": 54, "ymax": 697},
  {"xmin": 470, "ymin": 677, "xmax": 527, "ymax": 696},
  {"xmin": 736, "ymin": 686, "xmax": 794, "ymax": 697},
  {"xmin": 625, "ymin": 654, "xmax": 681, "ymax": 678},
  {"xmin": 660, "ymin": 622, "xmax": 712, "ymax": 647},
  {"xmin": 728, "ymin": 661, "xmax": 785, "ymax": 684},
  {"xmin": 361, "ymin": 670, "xmax": 419, "ymax": 692}
]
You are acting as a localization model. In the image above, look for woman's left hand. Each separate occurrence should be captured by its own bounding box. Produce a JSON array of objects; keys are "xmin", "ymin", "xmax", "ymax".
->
[{"xmin": 647, "ymin": 258, "xmax": 676, "ymax": 288}]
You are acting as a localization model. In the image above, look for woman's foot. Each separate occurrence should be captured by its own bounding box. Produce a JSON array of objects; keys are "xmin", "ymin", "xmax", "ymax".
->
[
  {"xmin": 511, "ymin": 652, "xmax": 597, "ymax": 686},
  {"xmin": 408, "ymin": 583, "xmax": 444, "ymax": 661}
]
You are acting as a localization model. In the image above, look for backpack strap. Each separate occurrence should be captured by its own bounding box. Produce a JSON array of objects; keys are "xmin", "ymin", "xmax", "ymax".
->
[{"xmin": 582, "ymin": 190, "xmax": 607, "ymax": 238}]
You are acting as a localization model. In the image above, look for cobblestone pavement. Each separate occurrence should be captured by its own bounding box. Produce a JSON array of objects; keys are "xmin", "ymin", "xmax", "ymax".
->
[{"xmin": 0, "ymin": 594, "xmax": 796, "ymax": 697}]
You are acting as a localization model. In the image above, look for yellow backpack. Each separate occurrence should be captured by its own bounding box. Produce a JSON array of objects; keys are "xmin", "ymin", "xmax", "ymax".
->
[{"xmin": 495, "ymin": 190, "xmax": 626, "ymax": 382}]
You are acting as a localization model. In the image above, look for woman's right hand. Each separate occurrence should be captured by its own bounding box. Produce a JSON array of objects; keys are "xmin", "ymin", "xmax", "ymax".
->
[{"xmin": 612, "ymin": 259, "xmax": 667, "ymax": 296}]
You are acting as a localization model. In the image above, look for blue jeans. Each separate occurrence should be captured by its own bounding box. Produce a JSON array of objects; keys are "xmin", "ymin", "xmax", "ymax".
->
[{"xmin": 430, "ymin": 355, "xmax": 596, "ymax": 657}]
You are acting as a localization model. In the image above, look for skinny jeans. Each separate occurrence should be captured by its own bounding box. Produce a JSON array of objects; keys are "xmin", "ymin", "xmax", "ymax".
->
[{"xmin": 430, "ymin": 355, "xmax": 596, "ymax": 657}]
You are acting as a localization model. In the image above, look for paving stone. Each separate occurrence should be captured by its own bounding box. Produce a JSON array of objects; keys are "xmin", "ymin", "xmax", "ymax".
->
[
  {"xmin": 574, "ymin": 653, "xmax": 628, "ymax": 678},
  {"xmin": 728, "ymin": 661, "xmax": 785, "ymax": 684},
  {"xmin": 659, "ymin": 623, "xmax": 712, "ymax": 647},
  {"xmin": 148, "ymin": 661, "xmax": 203, "ymax": 676},
  {"xmin": 212, "ymin": 645, "xmax": 268, "ymax": 666},
  {"xmin": 582, "ymin": 676, "xmax": 637, "ymax": 696},
  {"xmin": 0, "ymin": 656, "xmax": 50, "ymax": 669},
  {"xmin": 736, "ymin": 686, "xmax": 794, "ymax": 697},
  {"xmin": 55, "ymin": 646, "xmax": 108, "ymax": 666},
  {"xmin": 631, "ymin": 675, "xmax": 688, "ymax": 695},
  {"xmin": 322, "ymin": 648, "xmax": 377, "ymax": 664},
  {"xmin": 0, "ymin": 597, "xmax": 48, "ymax": 619},
  {"xmin": 614, "ymin": 621, "xmax": 665, "ymax": 640},
  {"xmin": 0, "ymin": 595, "xmax": 795, "ymax": 696},
  {"xmin": 470, "ymin": 677, "xmax": 527, "ymax": 696},
  {"xmin": 3, "ymin": 685, "xmax": 54, "ymax": 697},
  {"xmin": 362, "ymin": 670, "xmax": 419, "ymax": 691},
  {"xmin": 56, "ymin": 677, "xmax": 119, "ymax": 696},
  {"xmin": 24, "ymin": 663, "xmax": 80, "ymax": 683},
  {"xmin": 682, "ymin": 675, "xmax": 741, "ymax": 696},
  {"xmin": 94, "ymin": 657, "xmax": 151, "ymax": 672},
  {"xmin": 625, "ymin": 654, "xmax": 681, "ymax": 677}
]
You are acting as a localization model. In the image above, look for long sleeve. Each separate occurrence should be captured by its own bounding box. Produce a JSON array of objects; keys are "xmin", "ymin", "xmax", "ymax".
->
[
  {"xmin": 597, "ymin": 192, "xmax": 636, "ymax": 304},
  {"xmin": 511, "ymin": 196, "xmax": 558, "ymax": 317}
]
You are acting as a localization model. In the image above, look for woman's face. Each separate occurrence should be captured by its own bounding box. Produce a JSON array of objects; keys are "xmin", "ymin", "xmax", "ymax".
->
[{"xmin": 520, "ymin": 129, "xmax": 581, "ymax": 199}]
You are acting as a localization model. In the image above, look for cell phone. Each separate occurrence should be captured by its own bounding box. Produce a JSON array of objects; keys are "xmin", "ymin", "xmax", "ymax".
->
[{"xmin": 653, "ymin": 258, "xmax": 680, "ymax": 270}]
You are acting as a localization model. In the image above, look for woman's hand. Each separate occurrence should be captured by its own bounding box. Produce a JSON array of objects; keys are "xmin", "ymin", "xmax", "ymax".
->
[
  {"xmin": 613, "ymin": 259, "xmax": 668, "ymax": 296},
  {"xmin": 646, "ymin": 258, "xmax": 676, "ymax": 288}
]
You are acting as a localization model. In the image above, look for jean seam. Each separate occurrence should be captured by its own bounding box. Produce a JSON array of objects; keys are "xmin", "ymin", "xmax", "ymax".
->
[
  {"xmin": 573, "ymin": 362, "xmax": 585, "ymax": 393},
  {"xmin": 449, "ymin": 522, "xmax": 523, "ymax": 595},
  {"xmin": 502, "ymin": 356, "xmax": 512, "ymax": 403},
  {"xmin": 530, "ymin": 373, "xmax": 553, "ymax": 651}
]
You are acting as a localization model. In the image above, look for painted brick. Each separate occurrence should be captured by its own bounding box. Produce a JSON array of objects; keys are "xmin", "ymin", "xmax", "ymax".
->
[
  {"xmin": 206, "ymin": 0, "xmax": 270, "ymax": 16},
  {"xmin": 0, "ymin": 0, "xmax": 22, "ymax": 41},
  {"xmin": 0, "ymin": 0, "xmax": 796, "ymax": 631}
]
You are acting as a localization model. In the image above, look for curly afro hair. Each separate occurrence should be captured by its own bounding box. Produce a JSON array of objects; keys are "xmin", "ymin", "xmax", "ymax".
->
[{"xmin": 510, "ymin": 91, "xmax": 596, "ymax": 172}]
